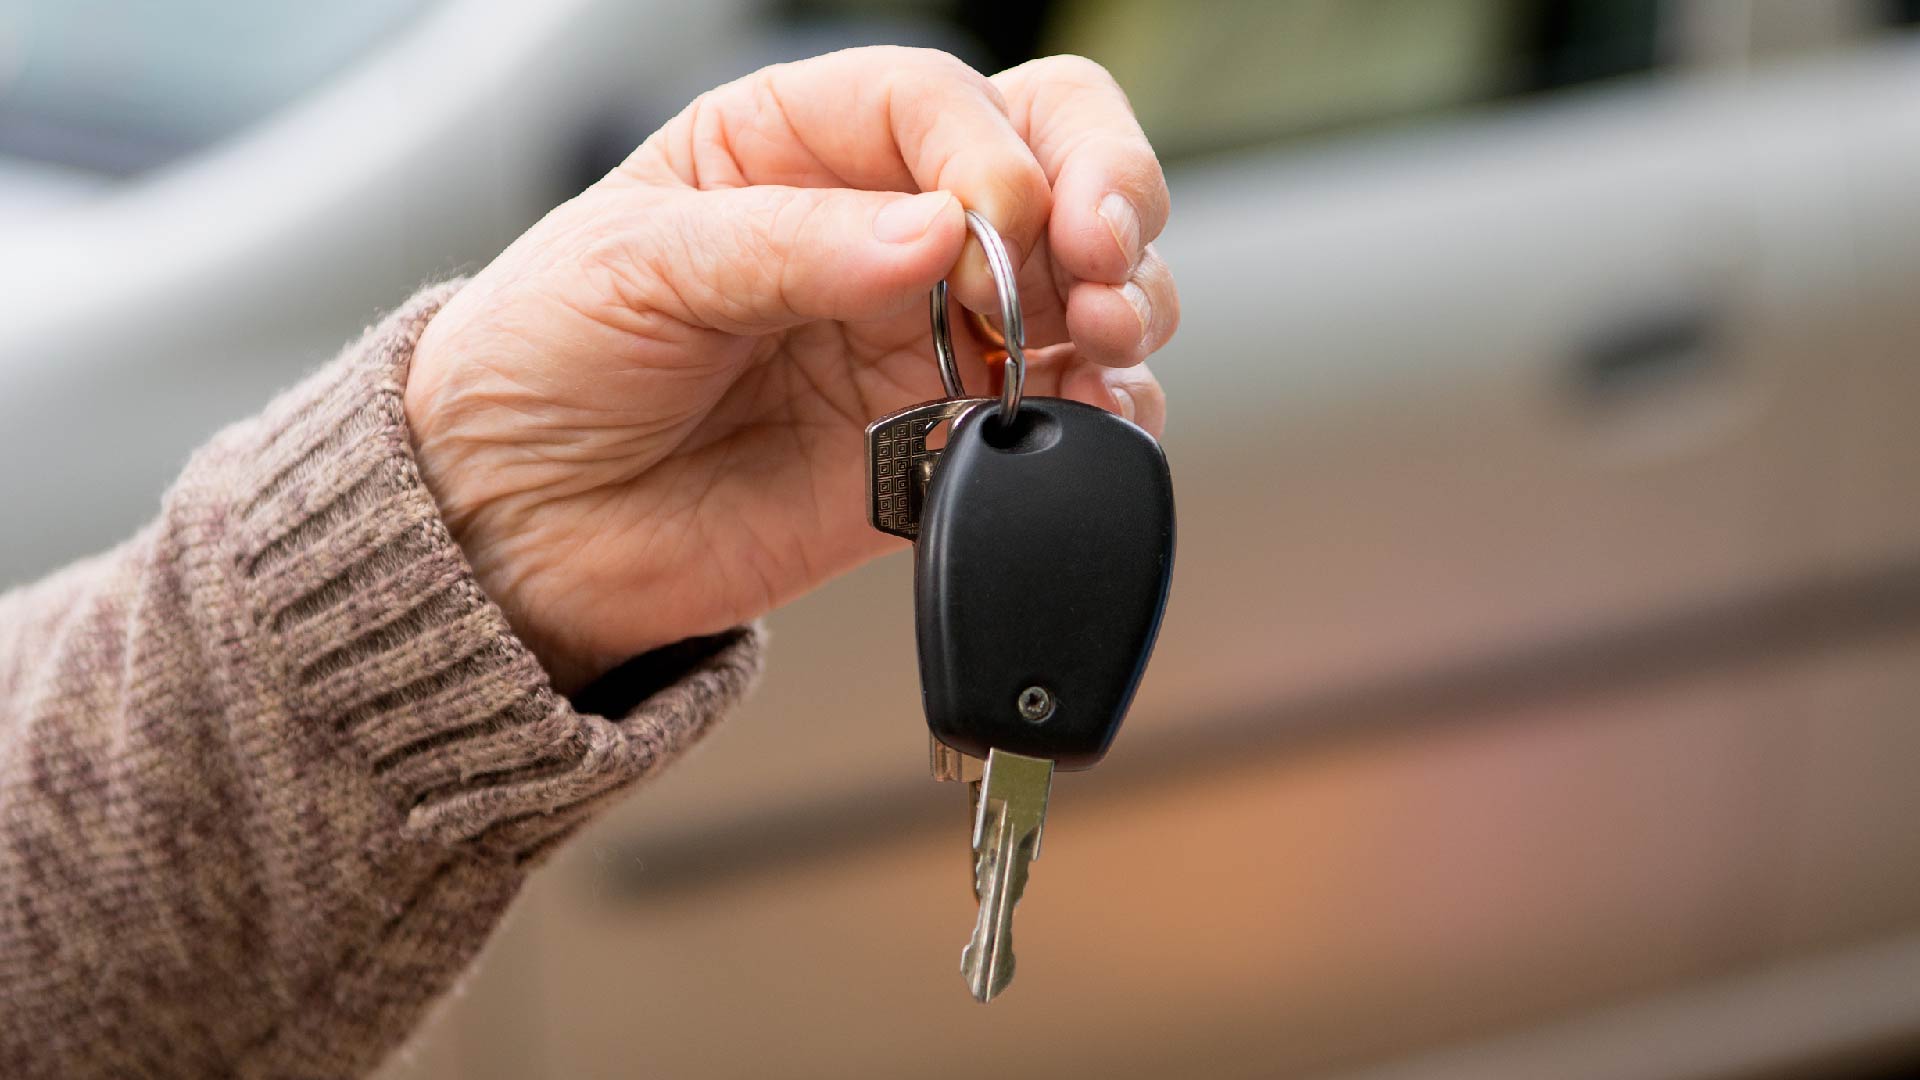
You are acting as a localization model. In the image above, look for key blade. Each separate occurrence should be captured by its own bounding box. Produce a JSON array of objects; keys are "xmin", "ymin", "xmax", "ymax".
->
[
  {"xmin": 929, "ymin": 736, "xmax": 983, "ymax": 784},
  {"xmin": 959, "ymin": 749, "xmax": 1053, "ymax": 1003},
  {"xmin": 963, "ymin": 811, "xmax": 1023, "ymax": 1001}
]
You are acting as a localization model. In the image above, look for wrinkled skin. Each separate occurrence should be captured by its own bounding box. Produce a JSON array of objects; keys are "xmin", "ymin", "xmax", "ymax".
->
[{"xmin": 407, "ymin": 48, "xmax": 1179, "ymax": 692}]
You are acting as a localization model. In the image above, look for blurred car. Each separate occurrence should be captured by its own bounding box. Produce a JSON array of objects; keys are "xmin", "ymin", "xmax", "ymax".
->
[{"xmin": 4, "ymin": 1, "xmax": 1920, "ymax": 1077}]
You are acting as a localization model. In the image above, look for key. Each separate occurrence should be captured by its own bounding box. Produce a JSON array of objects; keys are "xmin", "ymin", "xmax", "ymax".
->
[
  {"xmin": 917, "ymin": 398, "xmax": 1176, "ymax": 769},
  {"xmin": 961, "ymin": 746, "xmax": 1051, "ymax": 1001},
  {"xmin": 865, "ymin": 208, "xmax": 1175, "ymax": 1003},
  {"xmin": 919, "ymin": 398, "xmax": 1176, "ymax": 1001},
  {"xmin": 866, "ymin": 397, "xmax": 990, "ymax": 541},
  {"xmin": 864, "ymin": 208, "xmax": 1017, "ymax": 546}
]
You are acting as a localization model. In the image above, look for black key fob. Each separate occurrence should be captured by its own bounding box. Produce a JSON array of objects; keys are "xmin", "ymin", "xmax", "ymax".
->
[{"xmin": 914, "ymin": 398, "xmax": 1175, "ymax": 770}]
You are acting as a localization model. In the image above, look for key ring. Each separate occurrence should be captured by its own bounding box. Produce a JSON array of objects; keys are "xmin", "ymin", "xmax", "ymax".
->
[{"xmin": 930, "ymin": 210, "xmax": 1026, "ymax": 418}]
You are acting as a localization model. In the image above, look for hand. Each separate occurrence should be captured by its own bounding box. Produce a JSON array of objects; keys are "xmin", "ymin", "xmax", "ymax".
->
[{"xmin": 406, "ymin": 48, "xmax": 1179, "ymax": 692}]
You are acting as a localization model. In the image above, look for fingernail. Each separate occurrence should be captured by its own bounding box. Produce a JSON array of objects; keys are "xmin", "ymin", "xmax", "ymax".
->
[
  {"xmin": 875, "ymin": 192, "xmax": 952, "ymax": 243},
  {"xmin": 1120, "ymin": 280, "xmax": 1152, "ymax": 339},
  {"xmin": 1110, "ymin": 384, "xmax": 1137, "ymax": 421},
  {"xmin": 1099, "ymin": 192, "xmax": 1143, "ymax": 269}
]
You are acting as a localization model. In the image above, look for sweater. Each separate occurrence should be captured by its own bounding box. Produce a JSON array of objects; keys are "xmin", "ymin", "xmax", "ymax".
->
[{"xmin": 0, "ymin": 282, "xmax": 764, "ymax": 1077}]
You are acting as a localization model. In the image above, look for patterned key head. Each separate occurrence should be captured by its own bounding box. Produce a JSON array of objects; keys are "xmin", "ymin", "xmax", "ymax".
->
[{"xmin": 865, "ymin": 398, "xmax": 991, "ymax": 540}]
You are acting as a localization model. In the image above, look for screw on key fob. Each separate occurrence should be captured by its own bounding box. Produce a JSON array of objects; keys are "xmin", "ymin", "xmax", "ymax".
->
[{"xmin": 915, "ymin": 397, "xmax": 1175, "ymax": 771}]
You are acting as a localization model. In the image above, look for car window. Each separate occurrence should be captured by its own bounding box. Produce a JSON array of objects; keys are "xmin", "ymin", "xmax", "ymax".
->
[{"xmin": 0, "ymin": 0, "xmax": 433, "ymax": 174}]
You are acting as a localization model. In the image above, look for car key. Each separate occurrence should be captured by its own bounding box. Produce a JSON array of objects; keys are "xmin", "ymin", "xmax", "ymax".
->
[
  {"xmin": 919, "ymin": 395, "xmax": 1175, "ymax": 1001},
  {"xmin": 866, "ymin": 397, "xmax": 988, "ymax": 541},
  {"xmin": 864, "ymin": 212, "xmax": 1005, "ymax": 543},
  {"xmin": 864, "ymin": 210, "xmax": 1175, "ymax": 1002}
]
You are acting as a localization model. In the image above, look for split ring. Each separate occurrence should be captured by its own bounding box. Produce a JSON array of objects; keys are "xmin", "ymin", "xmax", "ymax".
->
[{"xmin": 929, "ymin": 210, "xmax": 1026, "ymax": 418}]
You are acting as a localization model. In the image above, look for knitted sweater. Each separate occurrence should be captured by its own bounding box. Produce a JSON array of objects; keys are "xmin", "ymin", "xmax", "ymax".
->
[{"xmin": 0, "ymin": 283, "xmax": 764, "ymax": 1077}]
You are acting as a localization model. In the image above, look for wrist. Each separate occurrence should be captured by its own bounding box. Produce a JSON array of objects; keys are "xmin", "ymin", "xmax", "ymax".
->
[{"xmin": 406, "ymin": 310, "xmax": 608, "ymax": 694}]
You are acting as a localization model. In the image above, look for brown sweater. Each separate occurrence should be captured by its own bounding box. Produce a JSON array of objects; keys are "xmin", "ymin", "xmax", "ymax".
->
[{"xmin": 0, "ymin": 283, "xmax": 764, "ymax": 1077}]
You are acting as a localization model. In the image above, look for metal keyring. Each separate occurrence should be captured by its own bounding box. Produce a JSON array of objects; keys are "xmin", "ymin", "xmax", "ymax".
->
[{"xmin": 930, "ymin": 210, "xmax": 1026, "ymax": 418}]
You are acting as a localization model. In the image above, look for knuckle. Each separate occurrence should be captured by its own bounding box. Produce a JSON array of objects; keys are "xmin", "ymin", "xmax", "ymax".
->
[
  {"xmin": 717, "ymin": 189, "xmax": 803, "ymax": 316},
  {"xmin": 878, "ymin": 47, "xmax": 1005, "ymax": 112},
  {"xmin": 1033, "ymin": 53, "xmax": 1120, "ymax": 92},
  {"xmin": 1086, "ymin": 133, "xmax": 1165, "ymax": 192},
  {"xmin": 1126, "ymin": 367, "xmax": 1166, "ymax": 407},
  {"xmin": 919, "ymin": 46, "xmax": 983, "ymax": 79},
  {"xmin": 1007, "ymin": 154, "xmax": 1052, "ymax": 204},
  {"xmin": 767, "ymin": 192, "xmax": 829, "ymax": 312},
  {"xmin": 876, "ymin": 44, "xmax": 979, "ymax": 81}
]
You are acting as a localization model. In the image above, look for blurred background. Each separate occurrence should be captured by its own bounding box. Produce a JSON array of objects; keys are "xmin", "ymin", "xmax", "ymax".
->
[{"xmin": 5, "ymin": 0, "xmax": 1920, "ymax": 1076}]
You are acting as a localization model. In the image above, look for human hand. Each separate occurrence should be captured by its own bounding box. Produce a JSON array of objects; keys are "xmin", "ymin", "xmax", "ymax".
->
[{"xmin": 406, "ymin": 48, "xmax": 1179, "ymax": 692}]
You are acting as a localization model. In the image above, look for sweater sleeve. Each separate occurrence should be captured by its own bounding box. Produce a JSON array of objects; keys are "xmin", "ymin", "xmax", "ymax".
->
[{"xmin": 0, "ymin": 282, "xmax": 764, "ymax": 1078}]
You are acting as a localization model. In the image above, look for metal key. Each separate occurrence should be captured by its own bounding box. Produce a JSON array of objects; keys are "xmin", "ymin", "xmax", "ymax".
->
[
  {"xmin": 921, "ymin": 396, "xmax": 1175, "ymax": 1001},
  {"xmin": 916, "ymin": 396, "xmax": 1175, "ymax": 770},
  {"xmin": 865, "ymin": 210, "xmax": 1175, "ymax": 1003},
  {"xmin": 866, "ymin": 397, "xmax": 989, "ymax": 541},
  {"xmin": 865, "ymin": 209, "xmax": 1013, "ymax": 543},
  {"xmin": 961, "ymin": 747, "xmax": 1051, "ymax": 1000}
]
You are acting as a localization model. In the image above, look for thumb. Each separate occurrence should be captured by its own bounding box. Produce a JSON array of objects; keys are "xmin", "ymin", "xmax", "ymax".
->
[{"xmin": 639, "ymin": 186, "xmax": 966, "ymax": 334}]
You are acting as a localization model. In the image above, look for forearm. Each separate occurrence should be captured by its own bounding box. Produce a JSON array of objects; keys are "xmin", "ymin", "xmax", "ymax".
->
[{"xmin": 0, "ymin": 283, "xmax": 761, "ymax": 1077}]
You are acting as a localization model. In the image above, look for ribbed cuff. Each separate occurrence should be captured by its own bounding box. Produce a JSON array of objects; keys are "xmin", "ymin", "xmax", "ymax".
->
[{"xmin": 200, "ymin": 281, "xmax": 762, "ymax": 859}]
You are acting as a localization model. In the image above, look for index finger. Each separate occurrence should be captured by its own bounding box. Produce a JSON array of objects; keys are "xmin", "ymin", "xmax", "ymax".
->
[
  {"xmin": 629, "ymin": 46, "xmax": 1053, "ymax": 307},
  {"xmin": 992, "ymin": 55, "xmax": 1171, "ymax": 286}
]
